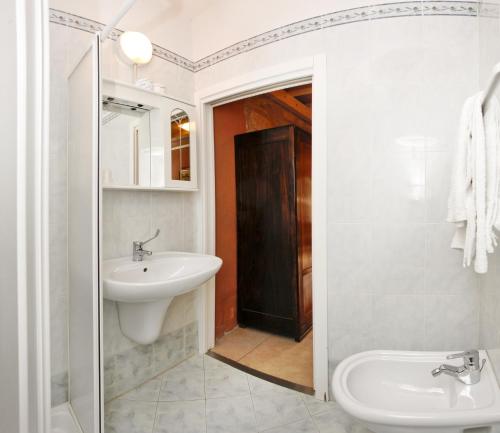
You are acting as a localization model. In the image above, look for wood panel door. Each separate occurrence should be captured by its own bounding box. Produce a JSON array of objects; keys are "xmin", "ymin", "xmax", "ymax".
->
[{"xmin": 235, "ymin": 125, "xmax": 311, "ymax": 340}]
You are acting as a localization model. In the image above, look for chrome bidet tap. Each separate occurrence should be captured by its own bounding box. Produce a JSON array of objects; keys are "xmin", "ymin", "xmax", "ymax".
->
[
  {"xmin": 431, "ymin": 350, "xmax": 486, "ymax": 385},
  {"xmin": 132, "ymin": 229, "xmax": 160, "ymax": 261}
]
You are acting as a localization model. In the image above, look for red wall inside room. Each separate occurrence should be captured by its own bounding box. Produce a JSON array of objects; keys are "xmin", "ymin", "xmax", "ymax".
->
[{"xmin": 213, "ymin": 100, "xmax": 246, "ymax": 338}]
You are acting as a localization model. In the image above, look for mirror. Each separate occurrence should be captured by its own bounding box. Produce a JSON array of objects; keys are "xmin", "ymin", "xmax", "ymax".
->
[
  {"xmin": 170, "ymin": 108, "xmax": 191, "ymax": 182},
  {"xmin": 101, "ymin": 97, "xmax": 152, "ymax": 187},
  {"xmin": 101, "ymin": 80, "xmax": 197, "ymax": 191}
]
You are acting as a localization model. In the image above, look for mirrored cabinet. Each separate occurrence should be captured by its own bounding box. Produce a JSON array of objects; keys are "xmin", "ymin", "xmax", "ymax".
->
[
  {"xmin": 101, "ymin": 79, "xmax": 197, "ymax": 191},
  {"xmin": 170, "ymin": 109, "xmax": 191, "ymax": 182}
]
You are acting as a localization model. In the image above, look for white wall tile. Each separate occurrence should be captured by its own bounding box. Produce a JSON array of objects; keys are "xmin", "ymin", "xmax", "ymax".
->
[
  {"xmin": 327, "ymin": 223, "xmax": 372, "ymax": 295},
  {"xmin": 371, "ymin": 294, "xmax": 426, "ymax": 350},
  {"xmin": 371, "ymin": 224, "xmax": 426, "ymax": 295},
  {"xmin": 424, "ymin": 291, "xmax": 479, "ymax": 351},
  {"xmin": 425, "ymin": 224, "xmax": 479, "ymax": 295}
]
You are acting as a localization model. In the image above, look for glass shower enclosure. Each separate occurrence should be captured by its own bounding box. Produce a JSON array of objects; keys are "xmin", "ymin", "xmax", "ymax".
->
[{"xmin": 67, "ymin": 33, "xmax": 102, "ymax": 433}]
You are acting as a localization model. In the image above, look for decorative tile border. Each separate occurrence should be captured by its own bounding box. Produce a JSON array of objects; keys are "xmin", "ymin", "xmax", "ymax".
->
[
  {"xmin": 480, "ymin": 1, "xmax": 500, "ymax": 18},
  {"xmin": 422, "ymin": 1, "xmax": 479, "ymax": 15},
  {"xmin": 193, "ymin": 1, "xmax": 481, "ymax": 71},
  {"xmin": 49, "ymin": 8, "xmax": 195, "ymax": 71},
  {"xmin": 50, "ymin": 1, "xmax": 492, "ymax": 73}
]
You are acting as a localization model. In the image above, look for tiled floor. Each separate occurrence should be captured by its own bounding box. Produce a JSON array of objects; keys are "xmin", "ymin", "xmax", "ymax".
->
[
  {"xmin": 104, "ymin": 354, "xmax": 373, "ymax": 433},
  {"xmin": 211, "ymin": 327, "xmax": 314, "ymax": 388}
]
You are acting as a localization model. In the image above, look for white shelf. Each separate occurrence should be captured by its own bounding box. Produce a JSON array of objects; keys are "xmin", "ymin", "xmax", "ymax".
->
[
  {"xmin": 102, "ymin": 78, "xmax": 195, "ymax": 107},
  {"xmin": 102, "ymin": 184, "xmax": 198, "ymax": 192}
]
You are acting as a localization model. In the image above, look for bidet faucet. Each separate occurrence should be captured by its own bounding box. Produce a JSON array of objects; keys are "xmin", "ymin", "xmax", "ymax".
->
[
  {"xmin": 133, "ymin": 229, "xmax": 160, "ymax": 261},
  {"xmin": 431, "ymin": 350, "xmax": 486, "ymax": 385}
]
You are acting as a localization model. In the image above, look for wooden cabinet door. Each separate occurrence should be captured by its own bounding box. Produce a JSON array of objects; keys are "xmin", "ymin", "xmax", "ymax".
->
[
  {"xmin": 235, "ymin": 126, "xmax": 299, "ymax": 337},
  {"xmin": 295, "ymin": 128, "xmax": 313, "ymax": 339}
]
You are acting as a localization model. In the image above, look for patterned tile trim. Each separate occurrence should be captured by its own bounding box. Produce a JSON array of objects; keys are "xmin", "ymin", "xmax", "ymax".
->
[
  {"xmin": 480, "ymin": 1, "xmax": 500, "ymax": 18},
  {"xmin": 50, "ymin": 1, "xmax": 490, "ymax": 73},
  {"xmin": 193, "ymin": 1, "xmax": 481, "ymax": 71},
  {"xmin": 49, "ymin": 9, "xmax": 195, "ymax": 71}
]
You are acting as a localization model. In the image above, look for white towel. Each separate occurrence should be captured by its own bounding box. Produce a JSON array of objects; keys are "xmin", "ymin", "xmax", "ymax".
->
[
  {"xmin": 447, "ymin": 92, "xmax": 500, "ymax": 274},
  {"xmin": 447, "ymin": 94, "xmax": 477, "ymax": 267},
  {"xmin": 485, "ymin": 98, "xmax": 500, "ymax": 252}
]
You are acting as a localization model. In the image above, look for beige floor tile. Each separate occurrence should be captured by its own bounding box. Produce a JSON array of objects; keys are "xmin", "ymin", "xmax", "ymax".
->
[
  {"xmin": 212, "ymin": 327, "xmax": 270, "ymax": 361},
  {"xmin": 239, "ymin": 331, "xmax": 313, "ymax": 388}
]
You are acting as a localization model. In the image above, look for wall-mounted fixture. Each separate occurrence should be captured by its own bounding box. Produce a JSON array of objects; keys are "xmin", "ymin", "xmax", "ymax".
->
[
  {"xmin": 101, "ymin": 79, "xmax": 198, "ymax": 191},
  {"xmin": 119, "ymin": 31, "xmax": 153, "ymax": 82},
  {"xmin": 103, "ymin": 252, "xmax": 222, "ymax": 344}
]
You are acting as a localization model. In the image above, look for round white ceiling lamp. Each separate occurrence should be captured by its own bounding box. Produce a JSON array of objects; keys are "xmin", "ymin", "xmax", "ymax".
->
[{"xmin": 119, "ymin": 31, "xmax": 153, "ymax": 65}]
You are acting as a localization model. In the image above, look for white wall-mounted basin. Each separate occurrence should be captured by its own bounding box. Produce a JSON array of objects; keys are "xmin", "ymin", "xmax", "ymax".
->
[
  {"xmin": 103, "ymin": 251, "xmax": 222, "ymax": 345},
  {"xmin": 333, "ymin": 350, "xmax": 500, "ymax": 433}
]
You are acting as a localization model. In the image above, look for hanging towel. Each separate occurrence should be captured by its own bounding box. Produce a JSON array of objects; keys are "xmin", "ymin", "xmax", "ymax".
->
[
  {"xmin": 447, "ymin": 92, "xmax": 500, "ymax": 274},
  {"xmin": 485, "ymin": 98, "xmax": 500, "ymax": 252},
  {"xmin": 447, "ymin": 94, "xmax": 478, "ymax": 268}
]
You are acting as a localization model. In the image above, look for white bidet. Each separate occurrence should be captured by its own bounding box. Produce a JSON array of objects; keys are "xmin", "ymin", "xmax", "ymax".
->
[{"xmin": 332, "ymin": 350, "xmax": 500, "ymax": 433}]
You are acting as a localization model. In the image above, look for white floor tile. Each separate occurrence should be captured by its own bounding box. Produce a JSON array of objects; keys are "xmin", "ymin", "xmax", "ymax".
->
[
  {"xmin": 104, "ymin": 354, "xmax": 345, "ymax": 433},
  {"xmin": 206, "ymin": 395, "xmax": 258, "ymax": 433},
  {"xmin": 262, "ymin": 417, "xmax": 319, "ymax": 433},
  {"xmin": 105, "ymin": 399, "xmax": 157, "ymax": 433},
  {"xmin": 312, "ymin": 403, "xmax": 373, "ymax": 433},
  {"xmin": 252, "ymin": 390, "xmax": 309, "ymax": 431},
  {"xmin": 247, "ymin": 374, "xmax": 298, "ymax": 396},
  {"xmin": 160, "ymin": 364, "xmax": 205, "ymax": 401},
  {"xmin": 119, "ymin": 378, "xmax": 161, "ymax": 402},
  {"xmin": 301, "ymin": 394, "xmax": 335, "ymax": 416},
  {"xmin": 154, "ymin": 400, "xmax": 206, "ymax": 433},
  {"xmin": 204, "ymin": 364, "xmax": 250, "ymax": 399}
]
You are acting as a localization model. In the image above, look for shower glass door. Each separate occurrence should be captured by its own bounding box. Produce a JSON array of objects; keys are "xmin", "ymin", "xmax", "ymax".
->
[{"xmin": 67, "ymin": 34, "xmax": 102, "ymax": 433}]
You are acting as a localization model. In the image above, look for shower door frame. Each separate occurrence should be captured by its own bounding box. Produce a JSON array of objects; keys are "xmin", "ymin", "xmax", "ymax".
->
[
  {"xmin": 67, "ymin": 34, "xmax": 102, "ymax": 433},
  {"xmin": 8, "ymin": 0, "xmax": 52, "ymax": 431},
  {"xmin": 195, "ymin": 54, "xmax": 329, "ymax": 400}
]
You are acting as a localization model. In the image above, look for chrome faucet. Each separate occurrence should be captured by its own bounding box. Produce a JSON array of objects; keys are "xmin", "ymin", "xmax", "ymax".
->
[
  {"xmin": 431, "ymin": 350, "xmax": 486, "ymax": 385},
  {"xmin": 132, "ymin": 229, "xmax": 160, "ymax": 261}
]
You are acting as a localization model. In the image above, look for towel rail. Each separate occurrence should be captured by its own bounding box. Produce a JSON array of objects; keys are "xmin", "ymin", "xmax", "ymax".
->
[{"xmin": 481, "ymin": 62, "xmax": 500, "ymax": 109}]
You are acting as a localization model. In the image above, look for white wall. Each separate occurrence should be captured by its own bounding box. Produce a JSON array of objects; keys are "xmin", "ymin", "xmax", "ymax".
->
[{"xmin": 192, "ymin": 3, "xmax": 482, "ymax": 378}]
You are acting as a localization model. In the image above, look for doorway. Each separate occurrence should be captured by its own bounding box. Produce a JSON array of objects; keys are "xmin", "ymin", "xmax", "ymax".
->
[
  {"xmin": 209, "ymin": 85, "xmax": 314, "ymax": 391},
  {"xmin": 196, "ymin": 56, "xmax": 329, "ymax": 401}
]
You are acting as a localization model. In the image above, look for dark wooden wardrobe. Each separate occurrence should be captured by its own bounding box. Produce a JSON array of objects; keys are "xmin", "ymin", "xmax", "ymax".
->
[{"xmin": 234, "ymin": 125, "xmax": 312, "ymax": 341}]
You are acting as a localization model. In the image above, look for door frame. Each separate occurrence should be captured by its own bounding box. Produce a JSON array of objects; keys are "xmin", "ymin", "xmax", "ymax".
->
[{"xmin": 194, "ymin": 55, "xmax": 329, "ymax": 400}]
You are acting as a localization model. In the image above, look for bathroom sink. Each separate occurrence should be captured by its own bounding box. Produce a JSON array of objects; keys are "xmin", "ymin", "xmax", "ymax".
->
[
  {"xmin": 103, "ymin": 252, "xmax": 222, "ymax": 345},
  {"xmin": 333, "ymin": 350, "xmax": 500, "ymax": 433},
  {"xmin": 103, "ymin": 251, "xmax": 222, "ymax": 303}
]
